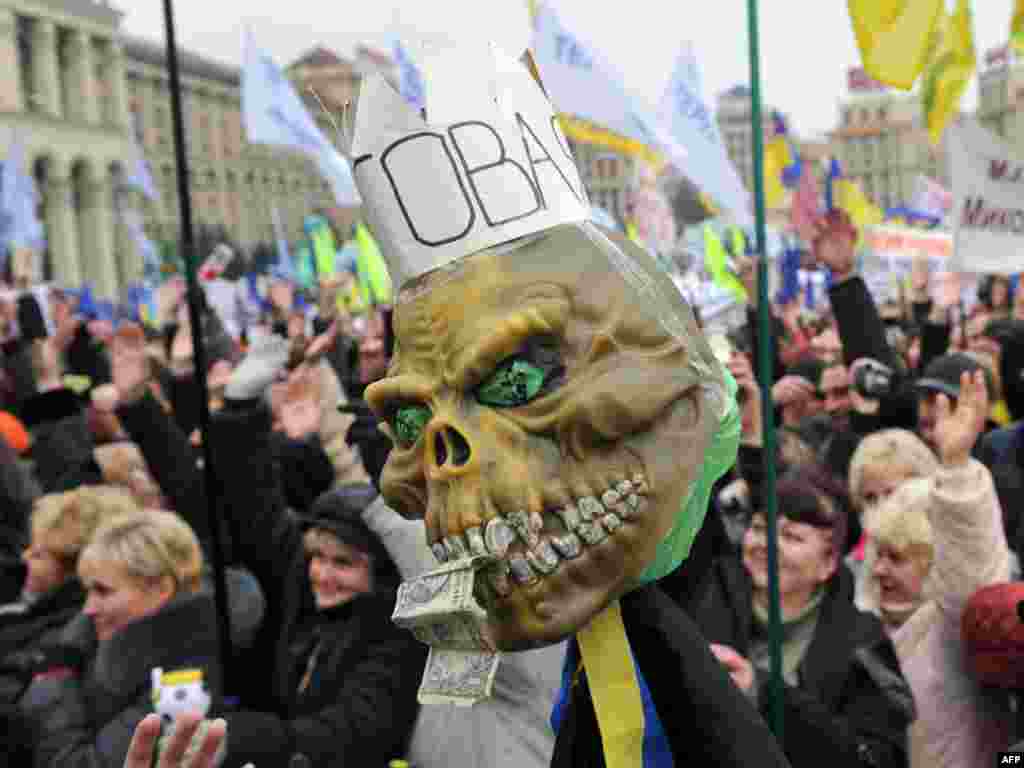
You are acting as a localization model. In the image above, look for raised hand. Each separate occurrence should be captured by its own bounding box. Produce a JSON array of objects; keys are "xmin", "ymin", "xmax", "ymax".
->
[
  {"xmin": 123, "ymin": 713, "xmax": 226, "ymax": 768},
  {"xmin": 111, "ymin": 323, "xmax": 151, "ymax": 404},
  {"xmin": 268, "ymin": 280, "xmax": 294, "ymax": 317},
  {"xmin": 727, "ymin": 352, "xmax": 763, "ymax": 445},
  {"xmin": 710, "ymin": 643, "xmax": 756, "ymax": 694},
  {"xmin": 304, "ymin": 320, "xmax": 339, "ymax": 363},
  {"xmin": 934, "ymin": 370, "xmax": 988, "ymax": 468}
]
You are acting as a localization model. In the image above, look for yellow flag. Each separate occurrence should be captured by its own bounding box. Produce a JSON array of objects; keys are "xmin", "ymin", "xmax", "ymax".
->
[
  {"xmin": 1013, "ymin": 0, "xmax": 1024, "ymax": 57},
  {"xmin": 835, "ymin": 179, "xmax": 884, "ymax": 243},
  {"xmin": 921, "ymin": 0, "xmax": 975, "ymax": 146},
  {"xmin": 704, "ymin": 225, "xmax": 747, "ymax": 302},
  {"xmin": 848, "ymin": 0, "xmax": 944, "ymax": 90},
  {"xmin": 762, "ymin": 137, "xmax": 790, "ymax": 209}
]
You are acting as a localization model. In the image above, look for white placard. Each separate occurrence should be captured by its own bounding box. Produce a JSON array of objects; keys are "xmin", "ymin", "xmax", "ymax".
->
[{"xmin": 949, "ymin": 118, "xmax": 1024, "ymax": 274}]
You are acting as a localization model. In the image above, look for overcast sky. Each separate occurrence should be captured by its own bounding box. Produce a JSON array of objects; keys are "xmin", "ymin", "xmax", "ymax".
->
[{"xmin": 121, "ymin": 0, "xmax": 1017, "ymax": 140}]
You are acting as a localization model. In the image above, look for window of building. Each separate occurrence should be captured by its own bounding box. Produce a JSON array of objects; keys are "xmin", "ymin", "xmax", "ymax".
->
[
  {"xmin": 155, "ymin": 106, "xmax": 168, "ymax": 146},
  {"xmin": 860, "ymin": 108, "xmax": 869, "ymax": 124},
  {"xmin": 878, "ymin": 107, "xmax": 887, "ymax": 123},
  {"xmin": 16, "ymin": 17, "xmax": 36, "ymax": 112},
  {"xmin": 130, "ymin": 104, "xmax": 144, "ymax": 144}
]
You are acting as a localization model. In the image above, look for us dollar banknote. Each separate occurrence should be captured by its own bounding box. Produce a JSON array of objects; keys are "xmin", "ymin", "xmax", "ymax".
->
[
  {"xmin": 417, "ymin": 647, "xmax": 502, "ymax": 706},
  {"xmin": 393, "ymin": 555, "xmax": 503, "ymax": 704}
]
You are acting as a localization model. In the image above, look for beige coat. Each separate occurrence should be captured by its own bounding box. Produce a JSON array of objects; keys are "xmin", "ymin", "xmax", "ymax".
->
[{"xmin": 865, "ymin": 460, "xmax": 1013, "ymax": 768}]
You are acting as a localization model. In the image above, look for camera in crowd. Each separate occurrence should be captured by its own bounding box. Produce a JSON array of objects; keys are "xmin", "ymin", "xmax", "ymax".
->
[{"xmin": 852, "ymin": 359, "xmax": 895, "ymax": 400}]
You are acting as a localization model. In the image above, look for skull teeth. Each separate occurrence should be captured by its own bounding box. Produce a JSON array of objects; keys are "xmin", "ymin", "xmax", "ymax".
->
[
  {"xmin": 526, "ymin": 540, "xmax": 560, "ymax": 574},
  {"xmin": 484, "ymin": 517, "xmax": 516, "ymax": 558},
  {"xmin": 433, "ymin": 475, "xmax": 645, "ymax": 575},
  {"xmin": 509, "ymin": 556, "xmax": 537, "ymax": 585},
  {"xmin": 507, "ymin": 510, "xmax": 541, "ymax": 548},
  {"xmin": 550, "ymin": 533, "xmax": 582, "ymax": 559},
  {"xmin": 578, "ymin": 497, "xmax": 603, "ymax": 521},
  {"xmin": 574, "ymin": 520, "xmax": 607, "ymax": 545},
  {"xmin": 556, "ymin": 504, "xmax": 581, "ymax": 530},
  {"xmin": 431, "ymin": 542, "xmax": 449, "ymax": 563},
  {"xmin": 465, "ymin": 526, "xmax": 487, "ymax": 557},
  {"xmin": 600, "ymin": 513, "xmax": 623, "ymax": 533}
]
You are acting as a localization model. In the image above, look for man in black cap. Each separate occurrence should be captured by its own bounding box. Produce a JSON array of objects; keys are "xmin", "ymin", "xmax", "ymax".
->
[{"xmin": 915, "ymin": 352, "xmax": 994, "ymax": 455}]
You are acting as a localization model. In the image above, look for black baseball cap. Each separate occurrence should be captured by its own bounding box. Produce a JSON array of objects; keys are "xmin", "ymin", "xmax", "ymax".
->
[{"xmin": 915, "ymin": 353, "xmax": 993, "ymax": 400}]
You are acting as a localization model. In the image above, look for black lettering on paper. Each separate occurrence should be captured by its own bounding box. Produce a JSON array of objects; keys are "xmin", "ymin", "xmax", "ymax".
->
[
  {"xmin": 515, "ymin": 113, "xmax": 584, "ymax": 209},
  {"xmin": 548, "ymin": 115, "xmax": 587, "ymax": 204},
  {"xmin": 448, "ymin": 121, "xmax": 541, "ymax": 227},
  {"xmin": 380, "ymin": 132, "xmax": 475, "ymax": 246}
]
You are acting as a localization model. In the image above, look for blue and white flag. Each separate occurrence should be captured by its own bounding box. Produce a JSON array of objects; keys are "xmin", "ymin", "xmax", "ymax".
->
[
  {"xmin": 269, "ymin": 201, "xmax": 295, "ymax": 280},
  {"xmin": 242, "ymin": 30, "xmax": 360, "ymax": 205},
  {"xmin": 657, "ymin": 43, "xmax": 751, "ymax": 226},
  {"xmin": 531, "ymin": 3, "xmax": 663, "ymax": 149},
  {"xmin": 124, "ymin": 129, "xmax": 159, "ymax": 202},
  {"xmin": 1, "ymin": 131, "xmax": 45, "ymax": 254},
  {"xmin": 121, "ymin": 206, "xmax": 160, "ymax": 277},
  {"xmin": 393, "ymin": 40, "xmax": 425, "ymax": 111}
]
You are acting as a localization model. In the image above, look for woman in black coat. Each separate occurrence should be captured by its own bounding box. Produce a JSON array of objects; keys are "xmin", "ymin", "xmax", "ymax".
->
[
  {"xmin": 693, "ymin": 464, "xmax": 913, "ymax": 768},
  {"xmin": 207, "ymin": 403, "xmax": 426, "ymax": 768}
]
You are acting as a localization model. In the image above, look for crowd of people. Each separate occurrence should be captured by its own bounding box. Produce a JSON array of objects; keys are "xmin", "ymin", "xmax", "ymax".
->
[{"xmin": 0, "ymin": 206, "xmax": 1023, "ymax": 768}]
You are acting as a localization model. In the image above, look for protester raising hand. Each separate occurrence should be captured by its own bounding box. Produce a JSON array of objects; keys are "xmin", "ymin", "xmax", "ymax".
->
[
  {"xmin": 810, "ymin": 210, "xmax": 857, "ymax": 281},
  {"xmin": 111, "ymin": 323, "xmax": 152, "ymax": 405},
  {"xmin": 933, "ymin": 370, "xmax": 988, "ymax": 468},
  {"xmin": 123, "ymin": 714, "xmax": 232, "ymax": 768},
  {"xmin": 728, "ymin": 352, "xmax": 762, "ymax": 446}
]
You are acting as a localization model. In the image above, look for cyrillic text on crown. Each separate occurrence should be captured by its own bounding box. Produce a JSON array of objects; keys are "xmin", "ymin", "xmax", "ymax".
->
[{"xmin": 350, "ymin": 44, "xmax": 589, "ymax": 289}]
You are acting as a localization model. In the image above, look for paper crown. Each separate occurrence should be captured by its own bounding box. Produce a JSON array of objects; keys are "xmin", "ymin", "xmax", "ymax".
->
[{"xmin": 348, "ymin": 42, "xmax": 590, "ymax": 289}]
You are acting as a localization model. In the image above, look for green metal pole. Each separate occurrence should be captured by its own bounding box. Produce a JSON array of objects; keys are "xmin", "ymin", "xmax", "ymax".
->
[{"xmin": 746, "ymin": 0, "xmax": 783, "ymax": 741}]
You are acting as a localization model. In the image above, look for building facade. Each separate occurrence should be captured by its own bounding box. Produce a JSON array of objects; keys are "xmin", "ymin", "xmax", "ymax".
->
[
  {"xmin": 977, "ymin": 44, "xmax": 1024, "ymax": 144},
  {"xmin": 0, "ymin": 0, "xmax": 339, "ymax": 298},
  {"xmin": 830, "ymin": 67, "xmax": 947, "ymax": 213}
]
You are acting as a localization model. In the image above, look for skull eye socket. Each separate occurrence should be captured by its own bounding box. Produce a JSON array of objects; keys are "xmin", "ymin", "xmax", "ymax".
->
[
  {"xmin": 476, "ymin": 358, "xmax": 548, "ymax": 408},
  {"xmin": 392, "ymin": 403, "xmax": 432, "ymax": 447}
]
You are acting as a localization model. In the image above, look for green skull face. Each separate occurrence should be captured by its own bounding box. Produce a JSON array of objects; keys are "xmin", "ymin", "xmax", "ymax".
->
[{"xmin": 367, "ymin": 223, "xmax": 723, "ymax": 650}]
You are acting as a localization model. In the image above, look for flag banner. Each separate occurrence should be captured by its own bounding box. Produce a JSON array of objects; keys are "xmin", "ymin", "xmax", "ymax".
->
[
  {"xmin": 1, "ymin": 131, "xmax": 45, "ymax": 257},
  {"xmin": 948, "ymin": 118, "xmax": 1024, "ymax": 274},
  {"xmin": 120, "ymin": 207, "xmax": 160, "ymax": 277},
  {"xmin": 791, "ymin": 163, "xmax": 821, "ymax": 243},
  {"xmin": 125, "ymin": 128, "xmax": 159, "ymax": 202},
  {"xmin": 921, "ymin": 0, "xmax": 975, "ymax": 146},
  {"xmin": 1012, "ymin": 0, "xmax": 1024, "ymax": 56},
  {"xmin": 848, "ymin": 0, "xmax": 944, "ymax": 90},
  {"xmin": 393, "ymin": 40, "xmax": 425, "ymax": 111},
  {"xmin": 532, "ymin": 3, "xmax": 664, "ymax": 163},
  {"xmin": 656, "ymin": 42, "xmax": 751, "ymax": 224},
  {"xmin": 269, "ymin": 202, "xmax": 294, "ymax": 280},
  {"xmin": 242, "ymin": 30, "xmax": 360, "ymax": 205},
  {"xmin": 860, "ymin": 224, "xmax": 979, "ymax": 305}
]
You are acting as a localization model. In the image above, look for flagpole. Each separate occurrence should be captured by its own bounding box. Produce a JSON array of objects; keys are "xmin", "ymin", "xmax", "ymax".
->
[
  {"xmin": 746, "ymin": 0, "xmax": 783, "ymax": 740},
  {"xmin": 161, "ymin": 0, "xmax": 234, "ymax": 687}
]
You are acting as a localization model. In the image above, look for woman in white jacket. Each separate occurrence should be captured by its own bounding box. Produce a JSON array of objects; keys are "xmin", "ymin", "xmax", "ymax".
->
[{"xmin": 861, "ymin": 370, "xmax": 1014, "ymax": 768}]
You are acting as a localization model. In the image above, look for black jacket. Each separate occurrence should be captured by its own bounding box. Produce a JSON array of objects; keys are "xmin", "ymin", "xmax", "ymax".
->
[
  {"xmin": 551, "ymin": 581, "xmax": 790, "ymax": 767},
  {"xmin": 206, "ymin": 403, "xmax": 425, "ymax": 768},
  {"xmin": 693, "ymin": 557, "xmax": 912, "ymax": 768},
  {"xmin": 20, "ymin": 591, "xmax": 223, "ymax": 768},
  {"xmin": 0, "ymin": 579, "xmax": 84, "ymax": 667}
]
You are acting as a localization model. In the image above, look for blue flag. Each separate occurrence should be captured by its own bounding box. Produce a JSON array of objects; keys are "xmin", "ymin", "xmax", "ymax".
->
[
  {"xmin": 824, "ymin": 157, "xmax": 843, "ymax": 212},
  {"xmin": 393, "ymin": 40, "xmax": 425, "ymax": 111},
  {"xmin": 1, "ymin": 131, "xmax": 45, "ymax": 256},
  {"xmin": 242, "ymin": 30, "xmax": 359, "ymax": 205}
]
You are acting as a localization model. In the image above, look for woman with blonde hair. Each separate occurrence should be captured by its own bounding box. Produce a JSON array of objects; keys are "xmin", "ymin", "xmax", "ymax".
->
[
  {"xmin": 20, "ymin": 510, "xmax": 226, "ymax": 768},
  {"xmin": 862, "ymin": 371, "xmax": 1013, "ymax": 768},
  {"xmin": 847, "ymin": 428, "xmax": 939, "ymax": 602},
  {"xmin": 0, "ymin": 486, "xmax": 139, "ymax": 663}
]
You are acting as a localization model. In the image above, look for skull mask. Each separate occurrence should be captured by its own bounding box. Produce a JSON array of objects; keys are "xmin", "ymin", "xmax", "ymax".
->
[{"xmin": 366, "ymin": 223, "xmax": 725, "ymax": 650}]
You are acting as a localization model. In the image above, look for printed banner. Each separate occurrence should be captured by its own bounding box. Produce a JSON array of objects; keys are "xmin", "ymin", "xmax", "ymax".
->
[{"xmin": 949, "ymin": 118, "xmax": 1024, "ymax": 274}]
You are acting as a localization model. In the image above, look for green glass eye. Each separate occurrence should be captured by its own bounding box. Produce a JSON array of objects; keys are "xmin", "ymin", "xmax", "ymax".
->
[
  {"xmin": 392, "ymin": 404, "xmax": 431, "ymax": 447},
  {"xmin": 477, "ymin": 359, "xmax": 546, "ymax": 408}
]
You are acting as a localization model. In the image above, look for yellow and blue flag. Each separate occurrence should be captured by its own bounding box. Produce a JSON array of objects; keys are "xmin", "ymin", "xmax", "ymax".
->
[
  {"xmin": 848, "ymin": 0, "xmax": 944, "ymax": 90},
  {"xmin": 921, "ymin": 0, "xmax": 975, "ymax": 146}
]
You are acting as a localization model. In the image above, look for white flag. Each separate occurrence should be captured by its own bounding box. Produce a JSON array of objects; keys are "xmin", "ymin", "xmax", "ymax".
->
[
  {"xmin": 530, "ymin": 3, "xmax": 662, "ymax": 149},
  {"xmin": 948, "ymin": 118, "xmax": 1024, "ymax": 274},
  {"xmin": 242, "ymin": 30, "xmax": 360, "ymax": 206},
  {"xmin": 656, "ymin": 44, "xmax": 750, "ymax": 225}
]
